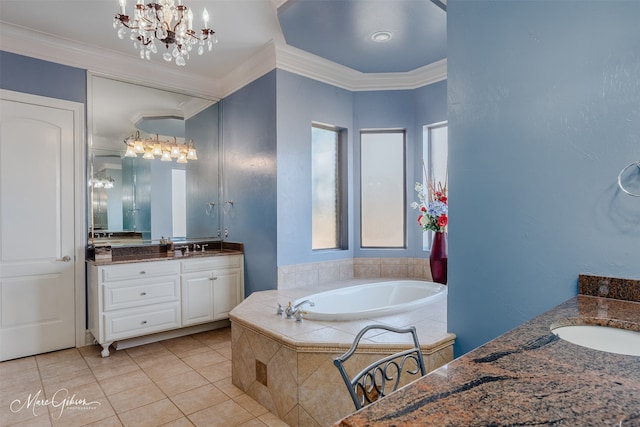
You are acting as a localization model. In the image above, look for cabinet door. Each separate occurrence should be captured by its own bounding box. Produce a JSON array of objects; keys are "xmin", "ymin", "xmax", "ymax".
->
[
  {"xmin": 213, "ymin": 269, "xmax": 241, "ymax": 320},
  {"xmin": 181, "ymin": 274, "xmax": 214, "ymax": 326}
]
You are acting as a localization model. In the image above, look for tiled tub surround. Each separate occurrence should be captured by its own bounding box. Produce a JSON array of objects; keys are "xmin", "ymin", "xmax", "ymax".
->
[
  {"xmin": 229, "ymin": 279, "xmax": 455, "ymax": 427},
  {"xmin": 336, "ymin": 274, "xmax": 640, "ymax": 426},
  {"xmin": 277, "ymin": 258, "xmax": 432, "ymax": 290}
]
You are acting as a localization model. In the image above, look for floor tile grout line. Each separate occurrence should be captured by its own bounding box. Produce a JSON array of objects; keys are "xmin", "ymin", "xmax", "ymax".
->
[{"xmin": 2, "ymin": 328, "xmax": 277, "ymax": 427}]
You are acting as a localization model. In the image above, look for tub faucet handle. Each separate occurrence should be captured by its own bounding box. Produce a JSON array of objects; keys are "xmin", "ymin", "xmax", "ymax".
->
[
  {"xmin": 294, "ymin": 309, "xmax": 307, "ymax": 322},
  {"xmin": 285, "ymin": 302, "xmax": 295, "ymax": 319}
]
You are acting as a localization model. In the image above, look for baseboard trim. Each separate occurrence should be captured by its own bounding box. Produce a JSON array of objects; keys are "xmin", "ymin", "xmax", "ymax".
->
[{"xmin": 81, "ymin": 320, "xmax": 231, "ymax": 350}]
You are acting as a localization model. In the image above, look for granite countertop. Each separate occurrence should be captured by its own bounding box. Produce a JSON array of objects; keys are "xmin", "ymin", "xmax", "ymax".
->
[
  {"xmin": 89, "ymin": 249, "xmax": 244, "ymax": 265},
  {"xmin": 336, "ymin": 275, "xmax": 640, "ymax": 426},
  {"xmin": 87, "ymin": 241, "xmax": 244, "ymax": 265}
]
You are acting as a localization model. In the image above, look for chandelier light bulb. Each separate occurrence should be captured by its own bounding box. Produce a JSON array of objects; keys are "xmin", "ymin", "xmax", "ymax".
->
[{"xmin": 203, "ymin": 8, "xmax": 209, "ymax": 28}]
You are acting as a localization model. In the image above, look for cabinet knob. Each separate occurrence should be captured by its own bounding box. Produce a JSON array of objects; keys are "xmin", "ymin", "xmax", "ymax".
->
[
  {"xmin": 140, "ymin": 292, "xmax": 147, "ymax": 296},
  {"xmin": 139, "ymin": 271, "xmax": 146, "ymax": 275},
  {"xmin": 141, "ymin": 320, "xmax": 147, "ymax": 325}
]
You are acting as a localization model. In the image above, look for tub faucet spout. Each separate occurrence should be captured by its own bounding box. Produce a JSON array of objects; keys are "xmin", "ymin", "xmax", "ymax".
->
[{"xmin": 294, "ymin": 300, "xmax": 315, "ymax": 310}]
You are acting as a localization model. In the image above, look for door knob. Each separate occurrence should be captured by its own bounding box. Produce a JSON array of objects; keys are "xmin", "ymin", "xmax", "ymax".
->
[{"xmin": 57, "ymin": 255, "xmax": 71, "ymax": 262}]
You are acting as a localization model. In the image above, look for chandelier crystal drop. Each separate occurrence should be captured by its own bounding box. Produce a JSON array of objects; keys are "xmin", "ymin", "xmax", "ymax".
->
[{"xmin": 114, "ymin": 0, "xmax": 217, "ymax": 66}]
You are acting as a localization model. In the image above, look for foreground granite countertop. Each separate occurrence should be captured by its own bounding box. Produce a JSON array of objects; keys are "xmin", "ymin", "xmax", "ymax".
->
[{"xmin": 336, "ymin": 275, "xmax": 640, "ymax": 426}]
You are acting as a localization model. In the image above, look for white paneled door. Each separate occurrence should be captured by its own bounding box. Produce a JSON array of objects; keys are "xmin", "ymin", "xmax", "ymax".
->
[{"xmin": 0, "ymin": 91, "xmax": 82, "ymax": 361}]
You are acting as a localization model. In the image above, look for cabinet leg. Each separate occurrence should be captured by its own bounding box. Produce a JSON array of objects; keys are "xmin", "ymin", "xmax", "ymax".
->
[{"xmin": 100, "ymin": 342, "xmax": 113, "ymax": 358}]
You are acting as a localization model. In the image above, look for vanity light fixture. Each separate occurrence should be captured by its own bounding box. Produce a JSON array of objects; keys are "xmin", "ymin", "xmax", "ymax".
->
[
  {"xmin": 123, "ymin": 131, "xmax": 198, "ymax": 163},
  {"xmin": 114, "ymin": 0, "xmax": 217, "ymax": 66},
  {"xmin": 91, "ymin": 175, "xmax": 115, "ymax": 189}
]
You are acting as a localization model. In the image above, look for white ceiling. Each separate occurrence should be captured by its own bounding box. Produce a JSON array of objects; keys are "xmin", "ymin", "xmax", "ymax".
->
[{"xmin": 0, "ymin": 0, "xmax": 447, "ymax": 98}]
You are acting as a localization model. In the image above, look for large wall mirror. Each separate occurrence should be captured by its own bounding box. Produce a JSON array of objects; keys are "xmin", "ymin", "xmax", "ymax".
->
[{"xmin": 88, "ymin": 73, "xmax": 221, "ymax": 246}]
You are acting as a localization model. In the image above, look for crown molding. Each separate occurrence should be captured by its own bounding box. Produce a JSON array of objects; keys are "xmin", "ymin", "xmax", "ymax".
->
[
  {"xmin": 217, "ymin": 41, "xmax": 277, "ymax": 98},
  {"xmin": 0, "ymin": 23, "xmax": 223, "ymax": 99},
  {"xmin": 1, "ymin": 22, "xmax": 446, "ymax": 100},
  {"xmin": 274, "ymin": 42, "xmax": 447, "ymax": 91}
]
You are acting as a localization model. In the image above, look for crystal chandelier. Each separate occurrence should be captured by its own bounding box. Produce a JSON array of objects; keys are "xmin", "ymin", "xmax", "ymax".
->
[
  {"xmin": 124, "ymin": 132, "xmax": 198, "ymax": 163},
  {"xmin": 114, "ymin": 0, "xmax": 216, "ymax": 66}
]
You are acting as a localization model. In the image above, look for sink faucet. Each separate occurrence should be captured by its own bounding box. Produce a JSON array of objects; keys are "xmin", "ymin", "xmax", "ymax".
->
[{"xmin": 285, "ymin": 300, "xmax": 315, "ymax": 319}]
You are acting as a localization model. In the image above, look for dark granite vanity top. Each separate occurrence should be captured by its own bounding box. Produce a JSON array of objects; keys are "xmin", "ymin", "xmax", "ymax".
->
[
  {"xmin": 336, "ymin": 274, "xmax": 640, "ymax": 426},
  {"xmin": 87, "ymin": 241, "xmax": 243, "ymax": 265}
]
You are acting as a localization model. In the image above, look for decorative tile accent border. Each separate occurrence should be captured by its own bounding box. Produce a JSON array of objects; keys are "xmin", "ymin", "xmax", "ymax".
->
[
  {"xmin": 578, "ymin": 274, "xmax": 640, "ymax": 303},
  {"xmin": 278, "ymin": 257, "xmax": 432, "ymax": 290}
]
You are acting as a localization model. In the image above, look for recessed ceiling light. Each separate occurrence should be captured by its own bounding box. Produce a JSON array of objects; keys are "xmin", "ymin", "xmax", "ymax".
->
[{"xmin": 371, "ymin": 31, "xmax": 393, "ymax": 43}]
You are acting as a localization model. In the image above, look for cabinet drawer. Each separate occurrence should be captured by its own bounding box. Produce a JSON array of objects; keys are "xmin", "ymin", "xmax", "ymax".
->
[
  {"xmin": 104, "ymin": 303, "xmax": 180, "ymax": 341},
  {"xmin": 181, "ymin": 255, "xmax": 242, "ymax": 273},
  {"xmin": 103, "ymin": 277, "xmax": 180, "ymax": 311},
  {"xmin": 101, "ymin": 261, "xmax": 179, "ymax": 282}
]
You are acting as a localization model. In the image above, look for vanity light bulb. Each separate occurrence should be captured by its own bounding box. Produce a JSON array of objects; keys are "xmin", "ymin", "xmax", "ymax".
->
[
  {"xmin": 177, "ymin": 152, "xmax": 188, "ymax": 164},
  {"xmin": 133, "ymin": 139, "xmax": 145, "ymax": 153},
  {"xmin": 187, "ymin": 147, "xmax": 197, "ymax": 160},
  {"xmin": 152, "ymin": 143, "xmax": 163, "ymax": 156},
  {"xmin": 124, "ymin": 144, "xmax": 138, "ymax": 157},
  {"xmin": 161, "ymin": 150, "xmax": 172, "ymax": 162},
  {"xmin": 143, "ymin": 149, "xmax": 155, "ymax": 159},
  {"xmin": 170, "ymin": 145, "xmax": 181, "ymax": 158}
]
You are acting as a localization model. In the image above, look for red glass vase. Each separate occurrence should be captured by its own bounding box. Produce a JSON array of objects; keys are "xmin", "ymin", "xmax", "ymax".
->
[{"xmin": 430, "ymin": 231, "xmax": 448, "ymax": 284}]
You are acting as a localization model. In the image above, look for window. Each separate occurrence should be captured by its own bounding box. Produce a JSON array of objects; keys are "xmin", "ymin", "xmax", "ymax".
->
[
  {"xmin": 311, "ymin": 124, "xmax": 345, "ymax": 250},
  {"xmin": 360, "ymin": 130, "xmax": 406, "ymax": 248},
  {"xmin": 423, "ymin": 122, "xmax": 448, "ymax": 250}
]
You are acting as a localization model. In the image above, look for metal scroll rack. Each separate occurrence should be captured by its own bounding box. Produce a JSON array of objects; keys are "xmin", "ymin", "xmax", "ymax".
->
[{"xmin": 617, "ymin": 161, "xmax": 640, "ymax": 197}]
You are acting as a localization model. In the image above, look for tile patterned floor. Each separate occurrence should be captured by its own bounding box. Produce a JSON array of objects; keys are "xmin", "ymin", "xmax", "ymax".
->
[{"xmin": 0, "ymin": 328, "xmax": 289, "ymax": 427}]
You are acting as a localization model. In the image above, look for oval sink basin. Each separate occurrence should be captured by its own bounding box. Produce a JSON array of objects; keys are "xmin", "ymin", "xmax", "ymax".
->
[{"xmin": 551, "ymin": 325, "xmax": 640, "ymax": 357}]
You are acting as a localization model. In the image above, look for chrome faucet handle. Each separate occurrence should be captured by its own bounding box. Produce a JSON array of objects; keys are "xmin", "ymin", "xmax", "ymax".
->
[
  {"xmin": 193, "ymin": 244, "xmax": 200, "ymax": 251},
  {"xmin": 294, "ymin": 309, "xmax": 307, "ymax": 322},
  {"xmin": 285, "ymin": 302, "xmax": 295, "ymax": 319},
  {"xmin": 276, "ymin": 303, "xmax": 284, "ymax": 316},
  {"xmin": 201, "ymin": 244, "xmax": 208, "ymax": 252}
]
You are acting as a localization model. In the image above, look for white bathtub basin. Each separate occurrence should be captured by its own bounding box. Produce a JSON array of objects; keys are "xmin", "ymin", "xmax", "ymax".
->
[
  {"xmin": 551, "ymin": 325, "xmax": 640, "ymax": 357},
  {"xmin": 294, "ymin": 280, "xmax": 447, "ymax": 321}
]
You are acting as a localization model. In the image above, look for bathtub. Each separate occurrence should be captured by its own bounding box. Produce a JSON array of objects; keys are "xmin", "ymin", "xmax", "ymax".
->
[{"xmin": 294, "ymin": 280, "xmax": 447, "ymax": 321}]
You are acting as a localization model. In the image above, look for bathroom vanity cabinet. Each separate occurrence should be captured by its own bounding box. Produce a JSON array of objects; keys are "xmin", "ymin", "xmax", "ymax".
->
[
  {"xmin": 88, "ymin": 253, "xmax": 244, "ymax": 357},
  {"xmin": 181, "ymin": 255, "xmax": 244, "ymax": 326}
]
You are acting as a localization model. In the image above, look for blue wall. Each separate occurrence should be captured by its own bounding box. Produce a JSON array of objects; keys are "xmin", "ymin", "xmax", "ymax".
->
[
  {"xmin": 448, "ymin": 1, "xmax": 640, "ymax": 356},
  {"xmin": 275, "ymin": 70, "xmax": 447, "ymax": 267},
  {"xmin": 222, "ymin": 71, "xmax": 278, "ymax": 295},
  {"xmin": 186, "ymin": 103, "xmax": 220, "ymax": 238},
  {"xmin": 276, "ymin": 70, "xmax": 355, "ymax": 266},
  {"xmin": 412, "ymin": 80, "xmax": 448, "ymax": 253},
  {"xmin": 0, "ymin": 51, "xmax": 86, "ymax": 103}
]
